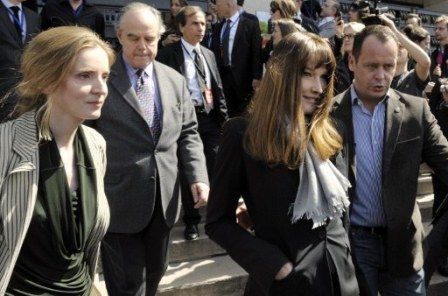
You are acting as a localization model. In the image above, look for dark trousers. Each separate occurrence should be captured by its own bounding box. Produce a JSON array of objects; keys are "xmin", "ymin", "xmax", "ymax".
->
[
  {"xmin": 432, "ymin": 173, "xmax": 448, "ymax": 216},
  {"xmin": 181, "ymin": 113, "xmax": 221, "ymax": 225},
  {"xmin": 424, "ymin": 207, "xmax": 448, "ymax": 286},
  {"xmin": 221, "ymin": 68, "xmax": 252, "ymax": 117},
  {"xmin": 101, "ymin": 195, "xmax": 171, "ymax": 296}
]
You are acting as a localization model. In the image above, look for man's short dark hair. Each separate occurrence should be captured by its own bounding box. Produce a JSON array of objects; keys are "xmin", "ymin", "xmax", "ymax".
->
[
  {"xmin": 175, "ymin": 6, "xmax": 205, "ymax": 28},
  {"xmin": 237, "ymin": 0, "xmax": 244, "ymax": 6},
  {"xmin": 352, "ymin": 25, "xmax": 399, "ymax": 62}
]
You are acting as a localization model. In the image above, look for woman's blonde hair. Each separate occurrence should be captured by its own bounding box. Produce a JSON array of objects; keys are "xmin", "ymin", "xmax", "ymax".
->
[
  {"xmin": 272, "ymin": 18, "xmax": 305, "ymax": 39},
  {"xmin": 270, "ymin": 0, "xmax": 297, "ymax": 19},
  {"xmin": 245, "ymin": 32, "xmax": 342, "ymax": 168},
  {"xmin": 13, "ymin": 26, "xmax": 115, "ymax": 139}
]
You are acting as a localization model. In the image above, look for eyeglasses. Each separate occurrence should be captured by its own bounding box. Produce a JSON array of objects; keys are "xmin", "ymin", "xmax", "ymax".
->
[{"xmin": 343, "ymin": 33, "xmax": 356, "ymax": 39}]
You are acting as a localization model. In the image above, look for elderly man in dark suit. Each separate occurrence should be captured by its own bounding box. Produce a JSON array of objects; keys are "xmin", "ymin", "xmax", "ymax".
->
[
  {"xmin": 88, "ymin": 3, "xmax": 209, "ymax": 296},
  {"xmin": 212, "ymin": 0, "xmax": 262, "ymax": 117},
  {"xmin": 332, "ymin": 25, "xmax": 448, "ymax": 296},
  {"xmin": 157, "ymin": 6, "xmax": 228, "ymax": 241},
  {"xmin": 0, "ymin": 0, "xmax": 39, "ymax": 122}
]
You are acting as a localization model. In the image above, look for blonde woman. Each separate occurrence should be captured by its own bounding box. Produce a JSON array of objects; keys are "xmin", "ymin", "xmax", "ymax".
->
[
  {"xmin": 206, "ymin": 32, "xmax": 358, "ymax": 295},
  {"xmin": 334, "ymin": 21, "xmax": 365, "ymax": 95},
  {"xmin": 0, "ymin": 26, "xmax": 114, "ymax": 295}
]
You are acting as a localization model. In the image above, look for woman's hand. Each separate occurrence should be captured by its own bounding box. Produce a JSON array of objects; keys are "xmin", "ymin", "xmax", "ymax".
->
[
  {"xmin": 162, "ymin": 34, "xmax": 180, "ymax": 47},
  {"xmin": 275, "ymin": 262, "xmax": 293, "ymax": 280}
]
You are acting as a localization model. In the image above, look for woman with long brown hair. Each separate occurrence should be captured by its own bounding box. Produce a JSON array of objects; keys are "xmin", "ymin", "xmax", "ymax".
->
[
  {"xmin": 206, "ymin": 32, "xmax": 359, "ymax": 295},
  {"xmin": 160, "ymin": 0, "xmax": 189, "ymax": 47},
  {"xmin": 0, "ymin": 26, "xmax": 114, "ymax": 295}
]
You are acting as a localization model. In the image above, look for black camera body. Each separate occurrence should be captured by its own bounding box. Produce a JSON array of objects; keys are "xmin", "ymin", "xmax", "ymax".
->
[{"xmin": 360, "ymin": 0, "xmax": 389, "ymax": 26}]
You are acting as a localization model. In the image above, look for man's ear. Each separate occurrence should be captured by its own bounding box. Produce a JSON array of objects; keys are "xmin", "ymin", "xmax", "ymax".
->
[
  {"xmin": 348, "ymin": 53, "xmax": 356, "ymax": 72},
  {"xmin": 117, "ymin": 30, "xmax": 123, "ymax": 45}
]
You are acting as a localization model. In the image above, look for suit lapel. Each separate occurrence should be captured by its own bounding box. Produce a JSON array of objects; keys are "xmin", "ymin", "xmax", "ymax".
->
[
  {"xmin": 109, "ymin": 56, "xmax": 147, "ymax": 121},
  {"xmin": 0, "ymin": 2, "xmax": 21, "ymax": 45},
  {"xmin": 173, "ymin": 42, "xmax": 186, "ymax": 76},
  {"xmin": 23, "ymin": 8, "xmax": 37, "ymax": 43},
  {"xmin": 154, "ymin": 61, "xmax": 179, "ymax": 147},
  {"xmin": 201, "ymin": 46, "xmax": 219, "ymax": 86},
  {"xmin": 232, "ymin": 16, "xmax": 245, "ymax": 60},
  {"xmin": 333, "ymin": 90, "xmax": 356, "ymax": 179},
  {"xmin": 382, "ymin": 91, "xmax": 403, "ymax": 179},
  {"xmin": 2, "ymin": 112, "xmax": 39, "ymax": 252}
]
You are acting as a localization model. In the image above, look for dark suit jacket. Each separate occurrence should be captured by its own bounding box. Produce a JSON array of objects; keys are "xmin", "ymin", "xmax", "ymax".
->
[
  {"xmin": 40, "ymin": 0, "xmax": 105, "ymax": 39},
  {"xmin": 206, "ymin": 118, "xmax": 359, "ymax": 296},
  {"xmin": 89, "ymin": 56, "xmax": 208, "ymax": 233},
  {"xmin": 0, "ymin": 2, "xmax": 39, "ymax": 121},
  {"xmin": 430, "ymin": 45, "xmax": 448, "ymax": 81},
  {"xmin": 156, "ymin": 41, "xmax": 228, "ymax": 126},
  {"xmin": 211, "ymin": 13, "xmax": 262, "ymax": 98},
  {"xmin": 332, "ymin": 88, "xmax": 448, "ymax": 277},
  {"xmin": 296, "ymin": 15, "xmax": 318, "ymax": 34}
]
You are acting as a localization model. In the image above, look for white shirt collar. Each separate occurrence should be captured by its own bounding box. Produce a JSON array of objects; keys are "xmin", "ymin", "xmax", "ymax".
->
[
  {"xmin": 1, "ymin": 0, "xmax": 22, "ymax": 10},
  {"xmin": 350, "ymin": 84, "xmax": 390, "ymax": 106},
  {"xmin": 319, "ymin": 16, "xmax": 334, "ymax": 25},
  {"xmin": 181, "ymin": 38, "xmax": 200, "ymax": 55},
  {"xmin": 228, "ymin": 10, "xmax": 240, "ymax": 23},
  {"xmin": 122, "ymin": 54, "xmax": 154, "ymax": 80}
]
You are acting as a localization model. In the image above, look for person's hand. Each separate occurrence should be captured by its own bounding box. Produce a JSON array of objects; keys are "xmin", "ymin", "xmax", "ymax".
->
[
  {"xmin": 378, "ymin": 14, "xmax": 396, "ymax": 31},
  {"xmin": 190, "ymin": 182, "xmax": 209, "ymax": 208},
  {"xmin": 162, "ymin": 34, "xmax": 180, "ymax": 47},
  {"xmin": 252, "ymin": 79, "xmax": 260, "ymax": 90},
  {"xmin": 275, "ymin": 262, "xmax": 293, "ymax": 280},
  {"xmin": 434, "ymin": 65, "xmax": 442, "ymax": 77},
  {"xmin": 236, "ymin": 203, "xmax": 253, "ymax": 229},
  {"xmin": 441, "ymin": 81, "xmax": 448, "ymax": 102}
]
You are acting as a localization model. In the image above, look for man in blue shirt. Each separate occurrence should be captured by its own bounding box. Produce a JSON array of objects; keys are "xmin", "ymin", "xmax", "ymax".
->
[{"xmin": 333, "ymin": 25, "xmax": 448, "ymax": 296}]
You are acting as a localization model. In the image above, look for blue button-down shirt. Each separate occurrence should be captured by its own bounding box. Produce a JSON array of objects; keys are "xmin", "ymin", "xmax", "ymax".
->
[{"xmin": 350, "ymin": 86, "xmax": 388, "ymax": 227}]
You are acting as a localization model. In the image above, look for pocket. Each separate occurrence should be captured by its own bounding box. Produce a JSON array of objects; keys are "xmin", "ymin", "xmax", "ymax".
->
[{"xmin": 396, "ymin": 136, "xmax": 420, "ymax": 145}]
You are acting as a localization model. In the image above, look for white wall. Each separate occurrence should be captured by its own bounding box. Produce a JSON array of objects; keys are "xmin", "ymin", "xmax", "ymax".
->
[{"xmin": 243, "ymin": 0, "xmax": 271, "ymax": 15}]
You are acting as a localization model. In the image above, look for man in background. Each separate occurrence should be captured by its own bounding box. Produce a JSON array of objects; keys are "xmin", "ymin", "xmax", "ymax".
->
[{"xmin": 0, "ymin": 0, "xmax": 39, "ymax": 122}]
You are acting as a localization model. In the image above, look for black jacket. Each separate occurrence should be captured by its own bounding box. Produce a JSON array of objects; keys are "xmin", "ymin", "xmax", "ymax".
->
[
  {"xmin": 206, "ymin": 118, "xmax": 359, "ymax": 296},
  {"xmin": 157, "ymin": 41, "xmax": 228, "ymax": 126},
  {"xmin": 211, "ymin": 13, "xmax": 262, "ymax": 98}
]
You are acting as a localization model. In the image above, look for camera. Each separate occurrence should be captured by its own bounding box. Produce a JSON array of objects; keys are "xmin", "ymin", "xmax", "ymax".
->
[{"xmin": 360, "ymin": 0, "xmax": 389, "ymax": 26}]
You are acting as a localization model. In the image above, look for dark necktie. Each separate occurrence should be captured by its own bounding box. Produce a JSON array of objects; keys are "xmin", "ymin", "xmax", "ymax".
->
[
  {"xmin": 193, "ymin": 49, "xmax": 212, "ymax": 113},
  {"xmin": 135, "ymin": 69, "xmax": 161, "ymax": 142},
  {"xmin": 221, "ymin": 19, "xmax": 232, "ymax": 66},
  {"xmin": 193, "ymin": 49, "xmax": 206, "ymax": 90},
  {"xmin": 10, "ymin": 6, "xmax": 22, "ymax": 41}
]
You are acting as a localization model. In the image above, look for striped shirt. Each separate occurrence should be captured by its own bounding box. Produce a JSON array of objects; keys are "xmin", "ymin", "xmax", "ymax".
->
[{"xmin": 350, "ymin": 86, "xmax": 388, "ymax": 227}]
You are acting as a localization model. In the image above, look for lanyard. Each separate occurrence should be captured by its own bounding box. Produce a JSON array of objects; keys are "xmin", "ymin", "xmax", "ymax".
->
[
  {"xmin": 220, "ymin": 14, "xmax": 240, "ymax": 43},
  {"xmin": 7, "ymin": 7, "xmax": 25, "ymax": 35},
  {"xmin": 181, "ymin": 43, "xmax": 209, "ymax": 86}
]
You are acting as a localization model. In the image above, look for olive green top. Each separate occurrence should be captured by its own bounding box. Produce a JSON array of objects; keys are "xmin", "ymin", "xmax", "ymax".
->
[{"xmin": 7, "ymin": 130, "xmax": 97, "ymax": 296}]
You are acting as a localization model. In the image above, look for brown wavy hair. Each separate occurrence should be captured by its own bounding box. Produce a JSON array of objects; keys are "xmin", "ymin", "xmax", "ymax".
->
[
  {"xmin": 244, "ymin": 32, "xmax": 341, "ymax": 168},
  {"xmin": 270, "ymin": 0, "xmax": 297, "ymax": 19}
]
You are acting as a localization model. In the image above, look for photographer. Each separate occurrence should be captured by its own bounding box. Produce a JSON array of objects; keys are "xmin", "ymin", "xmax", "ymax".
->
[{"xmin": 380, "ymin": 14, "xmax": 430, "ymax": 97}]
